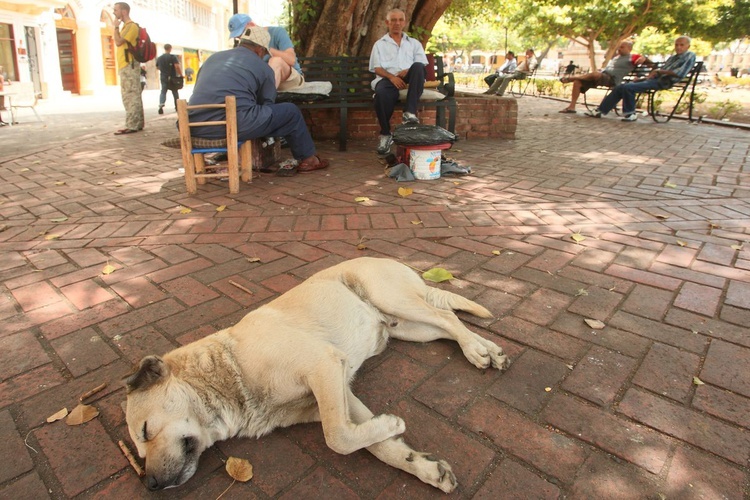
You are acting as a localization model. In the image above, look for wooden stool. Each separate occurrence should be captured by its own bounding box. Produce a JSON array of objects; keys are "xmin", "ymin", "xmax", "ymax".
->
[{"xmin": 176, "ymin": 96, "xmax": 252, "ymax": 194}]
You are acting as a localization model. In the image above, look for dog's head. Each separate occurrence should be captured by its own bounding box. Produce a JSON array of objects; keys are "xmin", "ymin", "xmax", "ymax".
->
[{"xmin": 125, "ymin": 356, "xmax": 209, "ymax": 490}]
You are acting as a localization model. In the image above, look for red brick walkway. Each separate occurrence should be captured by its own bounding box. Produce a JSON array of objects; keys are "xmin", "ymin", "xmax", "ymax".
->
[{"xmin": 1, "ymin": 97, "xmax": 749, "ymax": 498}]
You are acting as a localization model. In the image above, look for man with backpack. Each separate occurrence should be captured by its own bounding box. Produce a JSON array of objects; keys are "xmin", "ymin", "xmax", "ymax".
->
[
  {"xmin": 112, "ymin": 2, "xmax": 144, "ymax": 135},
  {"xmin": 156, "ymin": 44, "xmax": 183, "ymax": 114}
]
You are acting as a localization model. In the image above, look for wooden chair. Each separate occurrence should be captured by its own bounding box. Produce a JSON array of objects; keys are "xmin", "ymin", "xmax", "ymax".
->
[{"xmin": 176, "ymin": 96, "xmax": 252, "ymax": 194}]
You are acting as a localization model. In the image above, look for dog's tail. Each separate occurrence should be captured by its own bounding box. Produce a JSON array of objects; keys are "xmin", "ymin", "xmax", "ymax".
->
[{"xmin": 424, "ymin": 288, "xmax": 493, "ymax": 318}]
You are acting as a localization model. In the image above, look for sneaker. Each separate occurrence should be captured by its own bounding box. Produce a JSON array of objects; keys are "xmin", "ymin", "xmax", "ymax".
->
[
  {"xmin": 376, "ymin": 134, "xmax": 393, "ymax": 155},
  {"xmin": 622, "ymin": 113, "xmax": 638, "ymax": 122},
  {"xmin": 585, "ymin": 108, "xmax": 602, "ymax": 118},
  {"xmin": 158, "ymin": 106, "xmax": 164, "ymax": 115},
  {"xmin": 402, "ymin": 112, "xmax": 419, "ymax": 124}
]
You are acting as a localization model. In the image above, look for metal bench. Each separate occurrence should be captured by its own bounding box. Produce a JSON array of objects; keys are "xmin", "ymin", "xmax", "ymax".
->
[{"xmin": 276, "ymin": 55, "xmax": 456, "ymax": 151}]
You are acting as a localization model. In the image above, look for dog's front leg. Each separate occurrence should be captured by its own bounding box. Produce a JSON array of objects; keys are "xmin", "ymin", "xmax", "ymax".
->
[
  {"xmin": 348, "ymin": 394, "xmax": 458, "ymax": 493},
  {"xmin": 307, "ymin": 348, "xmax": 405, "ymax": 455}
]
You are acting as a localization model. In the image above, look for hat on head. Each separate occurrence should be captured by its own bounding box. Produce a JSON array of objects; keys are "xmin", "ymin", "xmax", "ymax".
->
[
  {"xmin": 228, "ymin": 13, "xmax": 252, "ymax": 38},
  {"xmin": 240, "ymin": 26, "xmax": 270, "ymax": 51}
]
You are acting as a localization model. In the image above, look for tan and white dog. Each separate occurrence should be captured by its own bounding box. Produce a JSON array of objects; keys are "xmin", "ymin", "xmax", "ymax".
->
[{"xmin": 125, "ymin": 257, "xmax": 510, "ymax": 492}]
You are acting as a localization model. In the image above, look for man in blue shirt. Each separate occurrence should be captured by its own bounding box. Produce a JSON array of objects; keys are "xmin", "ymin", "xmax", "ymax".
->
[
  {"xmin": 369, "ymin": 8, "xmax": 428, "ymax": 155},
  {"xmin": 189, "ymin": 27, "xmax": 327, "ymax": 173},
  {"xmin": 587, "ymin": 36, "xmax": 696, "ymax": 122},
  {"xmin": 228, "ymin": 13, "xmax": 304, "ymax": 91}
]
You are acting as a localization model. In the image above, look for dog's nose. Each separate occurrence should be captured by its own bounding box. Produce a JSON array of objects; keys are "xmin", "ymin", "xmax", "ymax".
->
[{"xmin": 146, "ymin": 475, "xmax": 160, "ymax": 491}]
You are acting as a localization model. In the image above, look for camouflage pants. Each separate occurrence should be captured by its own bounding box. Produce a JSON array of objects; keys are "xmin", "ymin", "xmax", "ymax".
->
[{"xmin": 119, "ymin": 63, "xmax": 144, "ymax": 130}]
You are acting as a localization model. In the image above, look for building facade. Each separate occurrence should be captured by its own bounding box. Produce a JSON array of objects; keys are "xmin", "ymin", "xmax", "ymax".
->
[{"xmin": 0, "ymin": 0, "xmax": 280, "ymax": 98}]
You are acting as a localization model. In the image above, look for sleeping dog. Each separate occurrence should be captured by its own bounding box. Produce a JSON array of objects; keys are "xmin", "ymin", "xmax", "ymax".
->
[{"xmin": 125, "ymin": 257, "xmax": 510, "ymax": 492}]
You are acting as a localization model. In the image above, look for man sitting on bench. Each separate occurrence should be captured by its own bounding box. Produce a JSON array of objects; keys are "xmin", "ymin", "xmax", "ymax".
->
[
  {"xmin": 587, "ymin": 36, "xmax": 696, "ymax": 122},
  {"xmin": 484, "ymin": 48, "xmax": 537, "ymax": 96},
  {"xmin": 370, "ymin": 8, "xmax": 427, "ymax": 156},
  {"xmin": 558, "ymin": 40, "xmax": 650, "ymax": 114}
]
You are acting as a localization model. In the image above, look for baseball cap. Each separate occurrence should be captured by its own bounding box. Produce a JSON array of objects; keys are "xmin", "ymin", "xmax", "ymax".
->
[
  {"xmin": 240, "ymin": 26, "xmax": 270, "ymax": 51},
  {"xmin": 228, "ymin": 13, "xmax": 252, "ymax": 38}
]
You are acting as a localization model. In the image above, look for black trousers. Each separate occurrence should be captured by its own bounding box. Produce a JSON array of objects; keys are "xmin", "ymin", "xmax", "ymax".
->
[{"xmin": 374, "ymin": 63, "xmax": 425, "ymax": 135}]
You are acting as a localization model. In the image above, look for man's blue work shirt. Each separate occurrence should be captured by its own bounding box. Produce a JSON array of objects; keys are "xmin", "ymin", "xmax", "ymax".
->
[
  {"xmin": 661, "ymin": 51, "xmax": 697, "ymax": 85},
  {"xmin": 267, "ymin": 26, "xmax": 303, "ymax": 75},
  {"xmin": 188, "ymin": 47, "xmax": 277, "ymax": 139}
]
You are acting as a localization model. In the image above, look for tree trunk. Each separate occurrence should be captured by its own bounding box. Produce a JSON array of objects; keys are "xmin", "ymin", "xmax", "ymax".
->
[{"xmin": 292, "ymin": 0, "xmax": 452, "ymax": 56}]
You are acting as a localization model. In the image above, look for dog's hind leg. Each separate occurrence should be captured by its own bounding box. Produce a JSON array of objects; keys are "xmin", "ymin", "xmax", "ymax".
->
[
  {"xmin": 348, "ymin": 394, "xmax": 457, "ymax": 493},
  {"xmin": 306, "ymin": 347, "xmax": 406, "ymax": 455},
  {"xmin": 388, "ymin": 298, "xmax": 509, "ymax": 371}
]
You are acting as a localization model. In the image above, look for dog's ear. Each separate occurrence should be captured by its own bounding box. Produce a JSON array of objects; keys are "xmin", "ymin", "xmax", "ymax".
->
[{"xmin": 125, "ymin": 355, "xmax": 169, "ymax": 393}]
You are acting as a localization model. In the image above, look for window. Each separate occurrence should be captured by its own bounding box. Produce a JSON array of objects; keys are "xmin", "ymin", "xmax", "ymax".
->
[{"xmin": 0, "ymin": 23, "xmax": 17, "ymax": 81}]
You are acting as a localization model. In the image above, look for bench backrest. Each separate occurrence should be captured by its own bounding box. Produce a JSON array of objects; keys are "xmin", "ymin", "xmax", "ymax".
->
[{"xmin": 296, "ymin": 54, "xmax": 455, "ymax": 100}]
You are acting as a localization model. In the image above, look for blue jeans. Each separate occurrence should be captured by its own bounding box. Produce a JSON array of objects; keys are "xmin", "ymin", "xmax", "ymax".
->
[
  {"xmin": 374, "ymin": 63, "xmax": 426, "ymax": 135},
  {"xmin": 599, "ymin": 78, "xmax": 666, "ymax": 115},
  {"xmin": 159, "ymin": 78, "xmax": 179, "ymax": 108},
  {"xmin": 238, "ymin": 102, "xmax": 315, "ymax": 160}
]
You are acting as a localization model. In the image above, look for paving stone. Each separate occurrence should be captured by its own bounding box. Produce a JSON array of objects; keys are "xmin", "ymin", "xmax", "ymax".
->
[
  {"xmin": 620, "ymin": 284, "xmax": 674, "ymax": 320},
  {"xmin": 218, "ymin": 432, "xmax": 315, "ymax": 497},
  {"xmin": 0, "ymin": 331, "xmax": 51, "ymax": 380},
  {"xmin": 10, "ymin": 280, "xmax": 62, "ymax": 312},
  {"xmin": 618, "ymin": 388, "xmax": 750, "ymax": 466},
  {"xmin": 570, "ymin": 452, "xmax": 660, "ymax": 499},
  {"xmin": 700, "ymin": 340, "xmax": 750, "ymax": 398},
  {"xmin": 0, "ymin": 473, "xmax": 51, "ymax": 500},
  {"xmin": 34, "ymin": 418, "xmax": 127, "ymax": 497},
  {"xmin": 352, "ymin": 351, "xmax": 431, "ymax": 412},
  {"xmin": 725, "ymin": 279, "xmax": 750, "ymax": 309},
  {"xmin": 664, "ymin": 308, "xmax": 750, "ymax": 347},
  {"xmin": 550, "ymin": 312, "xmax": 650, "ymax": 358},
  {"xmin": 487, "ymin": 349, "xmax": 570, "ymax": 415},
  {"xmin": 632, "ymin": 342, "xmax": 701, "ymax": 404},
  {"xmin": 512, "ymin": 288, "xmax": 573, "ymax": 326},
  {"xmin": 0, "ymin": 410, "xmax": 35, "ymax": 483},
  {"xmin": 561, "ymin": 345, "xmax": 637, "ymax": 406},
  {"xmin": 567, "ymin": 286, "xmax": 625, "ymax": 322},
  {"xmin": 674, "ymin": 282, "xmax": 723, "ymax": 317},
  {"xmin": 459, "ymin": 396, "xmax": 588, "ymax": 482},
  {"xmin": 473, "ymin": 459, "xmax": 560, "ymax": 499},
  {"xmin": 50, "ymin": 327, "xmax": 119, "ymax": 377},
  {"xmin": 0, "ymin": 364, "xmax": 65, "ymax": 409},
  {"xmin": 542, "ymin": 394, "xmax": 670, "ymax": 474},
  {"xmin": 692, "ymin": 384, "xmax": 750, "ymax": 428},
  {"xmin": 609, "ymin": 311, "xmax": 708, "ymax": 353},
  {"xmin": 664, "ymin": 446, "xmax": 745, "ymax": 500}
]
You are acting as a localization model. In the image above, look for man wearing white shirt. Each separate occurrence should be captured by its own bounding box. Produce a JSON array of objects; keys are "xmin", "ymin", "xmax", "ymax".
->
[{"xmin": 369, "ymin": 9, "xmax": 428, "ymax": 155}]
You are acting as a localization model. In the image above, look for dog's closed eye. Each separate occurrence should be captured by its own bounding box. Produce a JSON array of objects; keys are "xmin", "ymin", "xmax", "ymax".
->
[{"xmin": 142, "ymin": 422, "xmax": 149, "ymax": 441}]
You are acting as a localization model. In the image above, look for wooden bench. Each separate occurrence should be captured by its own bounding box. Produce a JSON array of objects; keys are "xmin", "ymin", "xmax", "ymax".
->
[
  {"xmin": 276, "ymin": 55, "xmax": 456, "ymax": 151},
  {"xmin": 583, "ymin": 61, "xmax": 703, "ymax": 122}
]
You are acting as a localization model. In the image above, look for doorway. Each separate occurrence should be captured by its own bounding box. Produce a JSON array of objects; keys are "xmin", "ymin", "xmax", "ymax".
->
[{"xmin": 56, "ymin": 29, "xmax": 78, "ymax": 93}]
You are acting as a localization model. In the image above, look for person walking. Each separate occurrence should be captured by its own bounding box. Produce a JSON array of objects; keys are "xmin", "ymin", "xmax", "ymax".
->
[
  {"xmin": 156, "ymin": 44, "xmax": 183, "ymax": 114},
  {"xmin": 112, "ymin": 2, "xmax": 144, "ymax": 135}
]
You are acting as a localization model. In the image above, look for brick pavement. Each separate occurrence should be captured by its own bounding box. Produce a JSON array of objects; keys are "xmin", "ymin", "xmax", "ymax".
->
[{"xmin": 1, "ymin": 97, "xmax": 749, "ymax": 499}]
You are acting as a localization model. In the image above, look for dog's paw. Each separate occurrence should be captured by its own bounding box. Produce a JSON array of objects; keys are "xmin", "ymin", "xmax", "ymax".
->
[
  {"xmin": 410, "ymin": 453, "xmax": 457, "ymax": 493},
  {"xmin": 475, "ymin": 337, "xmax": 511, "ymax": 371},
  {"xmin": 373, "ymin": 413, "xmax": 406, "ymax": 439},
  {"xmin": 460, "ymin": 340, "xmax": 492, "ymax": 369}
]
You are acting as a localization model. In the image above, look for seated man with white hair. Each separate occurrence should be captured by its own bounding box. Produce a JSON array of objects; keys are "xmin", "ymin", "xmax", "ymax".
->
[{"xmin": 587, "ymin": 36, "xmax": 696, "ymax": 122}]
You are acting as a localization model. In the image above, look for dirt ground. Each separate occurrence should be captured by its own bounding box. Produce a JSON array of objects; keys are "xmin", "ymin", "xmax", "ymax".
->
[{"xmin": 695, "ymin": 86, "xmax": 750, "ymax": 123}]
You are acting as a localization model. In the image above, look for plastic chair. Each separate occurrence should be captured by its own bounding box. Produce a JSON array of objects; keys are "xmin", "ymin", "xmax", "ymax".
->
[{"xmin": 176, "ymin": 96, "xmax": 252, "ymax": 194}]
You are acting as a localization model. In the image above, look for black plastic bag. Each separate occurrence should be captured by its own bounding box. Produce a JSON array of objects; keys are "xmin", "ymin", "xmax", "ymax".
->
[{"xmin": 392, "ymin": 123, "xmax": 457, "ymax": 146}]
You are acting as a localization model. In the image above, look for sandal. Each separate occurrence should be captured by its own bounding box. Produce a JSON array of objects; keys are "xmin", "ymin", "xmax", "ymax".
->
[
  {"xmin": 297, "ymin": 155, "xmax": 330, "ymax": 173},
  {"xmin": 276, "ymin": 159, "xmax": 298, "ymax": 177},
  {"xmin": 558, "ymin": 109, "xmax": 577, "ymax": 114},
  {"xmin": 114, "ymin": 128, "xmax": 139, "ymax": 135}
]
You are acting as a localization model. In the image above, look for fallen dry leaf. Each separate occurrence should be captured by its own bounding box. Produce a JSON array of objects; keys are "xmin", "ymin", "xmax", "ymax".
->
[
  {"xmin": 411, "ymin": 220, "xmax": 423, "ymax": 225},
  {"xmin": 575, "ymin": 289, "xmax": 589, "ymax": 297},
  {"xmin": 246, "ymin": 257, "xmax": 260, "ymax": 263},
  {"xmin": 44, "ymin": 234, "xmax": 60, "ymax": 240},
  {"xmin": 354, "ymin": 196, "xmax": 370, "ymax": 203},
  {"xmin": 571, "ymin": 232, "xmax": 586, "ymax": 243},
  {"xmin": 693, "ymin": 376, "xmax": 705, "ymax": 386},
  {"xmin": 55, "ymin": 181, "xmax": 66, "ymax": 186},
  {"xmin": 179, "ymin": 207, "xmax": 192, "ymax": 214},
  {"xmin": 226, "ymin": 457, "xmax": 253, "ymax": 482},
  {"xmin": 422, "ymin": 267, "xmax": 454, "ymax": 283},
  {"xmin": 216, "ymin": 205, "xmax": 227, "ymax": 212},
  {"xmin": 491, "ymin": 250, "xmax": 501, "ymax": 255},
  {"xmin": 357, "ymin": 243, "xmax": 367, "ymax": 250},
  {"xmin": 66, "ymin": 404, "xmax": 99, "ymax": 425},
  {"xmin": 46, "ymin": 408, "xmax": 68, "ymax": 423},
  {"xmin": 731, "ymin": 244, "xmax": 743, "ymax": 251},
  {"xmin": 584, "ymin": 318, "xmax": 606, "ymax": 330},
  {"xmin": 50, "ymin": 217, "xmax": 68, "ymax": 223},
  {"xmin": 102, "ymin": 264, "xmax": 116, "ymax": 275},
  {"xmin": 114, "ymin": 160, "xmax": 124, "ymax": 166},
  {"xmin": 676, "ymin": 240, "xmax": 687, "ymax": 247},
  {"xmin": 663, "ymin": 181, "xmax": 677, "ymax": 188},
  {"xmin": 397, "ymin": 187, "xmax": 413, "ymax": 197}
]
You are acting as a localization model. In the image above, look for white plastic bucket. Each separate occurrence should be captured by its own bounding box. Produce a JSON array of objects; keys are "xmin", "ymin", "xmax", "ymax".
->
[{"xmin": 409, "ymin": 148, "xmax": 441, "ymax": 180}]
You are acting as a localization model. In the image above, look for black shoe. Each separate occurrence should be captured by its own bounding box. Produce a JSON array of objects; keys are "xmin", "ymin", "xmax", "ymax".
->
[{"xmin": 158, "ymin": 106, "xmax": 164, "ymax": 115}]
